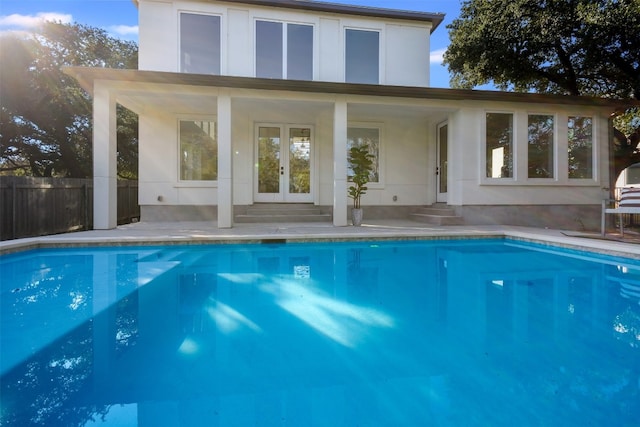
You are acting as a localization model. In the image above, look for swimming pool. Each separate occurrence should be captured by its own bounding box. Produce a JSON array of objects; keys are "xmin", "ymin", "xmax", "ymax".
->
[{"xmin": 1, "ymin": 239, "xmax": 639, "ymax": 426}]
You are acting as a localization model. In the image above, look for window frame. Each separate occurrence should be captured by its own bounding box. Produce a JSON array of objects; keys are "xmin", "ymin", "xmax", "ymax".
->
[
  {"xmin": 567, "ymin": 115, "xmax": 595, "ymax": 181},
  {"xmin": 526, "ymin": 112, "xmax": 557, "ymax": 181},
  {"xmin": 178, "ymin": 12, "xmax": 222, "ymax": 75},
  {"xmin": 254, "ymin": 18, "xmax": 314, "ymax": 80},
  {"xmin": 483, "ymin": 111, "xmax": 515, "ymax": 181},
  {"xmin": 480, "ymin": 111, "xmax": 601, "ymax": 186},
  {"xmin": 344, "ymin": 27, "xmax": 381, "ymax": 84},
  {"xmin": 177, "ymin": 116, "xmax": 218, "ymax": 186},
  {"xmin": 347, "ymin": 122, "xmax": 384, "ymax": 188}
]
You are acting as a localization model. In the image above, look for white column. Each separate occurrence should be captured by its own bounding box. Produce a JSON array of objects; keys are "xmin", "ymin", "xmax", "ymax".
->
[
  {"xmin": 93, "ymin": 81, "xmax": 117, "ymax": 229},
  {"xmin": 333, "ymin": 98, "xmax": 348, "ymax": 226},
  {"xmin": 217, "ymin": 92, "xmax": 233, "ymax": 228}
]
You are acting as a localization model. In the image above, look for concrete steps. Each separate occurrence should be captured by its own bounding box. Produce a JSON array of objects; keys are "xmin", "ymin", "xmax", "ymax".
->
[
  {"xmin": 235, "ymin": 204, "xmax": 332, "ymax": 223},
  {"xmin": 410, "ymin": 204, "xmax": 464, "ymax": 226}
]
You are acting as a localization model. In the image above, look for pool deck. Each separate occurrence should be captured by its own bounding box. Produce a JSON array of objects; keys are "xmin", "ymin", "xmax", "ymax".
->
[{"xmin": 1, "ymin": 220, "xmax": 639, "ymax": 259}]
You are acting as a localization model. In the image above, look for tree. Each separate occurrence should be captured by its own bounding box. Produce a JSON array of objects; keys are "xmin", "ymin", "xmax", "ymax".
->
[
  {"xmin": 444, "ymin": 0, "xmax": 640, "ymax": 185},
  {"xmin": 0, "ymin": 22, "xmax": 138, "ymax": 178}
]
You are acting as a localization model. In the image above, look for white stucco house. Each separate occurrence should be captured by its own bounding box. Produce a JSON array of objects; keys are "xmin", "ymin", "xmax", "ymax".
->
[{"xmin": 65, "ymin": 0, "xmax": 635, "ymax": 230}]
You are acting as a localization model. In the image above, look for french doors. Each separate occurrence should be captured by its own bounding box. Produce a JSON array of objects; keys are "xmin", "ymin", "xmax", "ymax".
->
[{"xmin": 255, "ymin": 124, "xmax": 313, "ymax": 203}]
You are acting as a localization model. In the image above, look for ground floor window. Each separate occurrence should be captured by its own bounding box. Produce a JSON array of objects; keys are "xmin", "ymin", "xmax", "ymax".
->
[
  {"xmin": 568, "ymin": 116, "xmax": 593, "ymax": 179},
  {"xmin": 484, "ymin": 112, "xmax": 596, "ymax": 184},
  {"xmin": 486, "ymin": 113, "xmax": 513, "ymax": 178},
  {"xmin": 179, "ymin": 120, "xmax": 217, "ymax": 181},
  {"xmin": 347, "ymin": 126, "xmax": 380, "ymax": 183},
  {"xmin": 528, "ymin": 114, "xmax": 555, "ymax": 179}
]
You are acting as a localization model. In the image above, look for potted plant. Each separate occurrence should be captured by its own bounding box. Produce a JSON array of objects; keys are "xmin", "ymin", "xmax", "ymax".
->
[{"xmin": 348, "ymin": 144, "xmax": 374, "ymax": 226}]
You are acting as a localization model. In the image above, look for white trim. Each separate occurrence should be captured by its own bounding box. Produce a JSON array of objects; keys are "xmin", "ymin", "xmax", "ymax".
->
[
  {"xmin": 343, "ymin": 26, "xmax": 383, "ymax": 84},
  {"xmin": 480, "ymin": 110, "xmax": 602, "ymax": 187},
  {"xmin": 253, "ymin": 18, "xmax": 315, "ymax": 80},
  {"xmin": 176, "ymin": 115, "xmax": 218, "ymax": 185},
  {"xmin": 253, "ymin": 122, "xmax": 315, "ymax": 203},
  {"xmin": 436, "ymin": 120, "xmax": 448, "ymax": 202},
  {"xmin": 526, "ymin": 112, "xmax": 558, "ymax": 182},
  {"xmin": 177, "ymin": 11, "xmax": 223, "ymax": 75},
  {"xmin": 347, "ymin": 121, "xmax": 385, "ymax": 189},
  {"xmin": 567, "ymin": 114, "xmax": 597, "ymax": 183},
  {"xmin": 480, "ymin": 110, "xmax": 516, "ymax": 184}
]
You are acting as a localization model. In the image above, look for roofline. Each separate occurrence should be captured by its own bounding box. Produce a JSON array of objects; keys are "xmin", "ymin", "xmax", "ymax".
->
[
  {"xmin": 63, "ymin": 67, "xmax": 639, "ymax": 110},
  {"xmin": 132, "ymin": 0, "xmax": 445, "ymax": 33}
]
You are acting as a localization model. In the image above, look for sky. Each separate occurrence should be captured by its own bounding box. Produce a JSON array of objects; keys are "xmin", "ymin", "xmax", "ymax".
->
[{"xmin": 0, "ymin": 0, "xmax": 465, "ymax": 88}]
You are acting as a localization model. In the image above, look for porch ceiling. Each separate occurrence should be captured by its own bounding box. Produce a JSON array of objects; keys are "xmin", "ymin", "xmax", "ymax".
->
[
  {"xmin": 116, "ymin": 91, "xmax": 220, "ymax": 114},
  {"xmin": 115, "ymin": 91, "xmax": 450, "ymax": 123}
]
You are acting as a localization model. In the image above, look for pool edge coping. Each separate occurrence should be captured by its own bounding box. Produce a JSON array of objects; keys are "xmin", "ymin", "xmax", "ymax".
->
[{"xmin": 2, "ymin": 228, "xmax": 639, "ymax": 260}]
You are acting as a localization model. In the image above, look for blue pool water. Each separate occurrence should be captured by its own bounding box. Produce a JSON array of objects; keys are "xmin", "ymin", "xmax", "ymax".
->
[{"xmin": 1, "ymin": 239, "xmax": 639, "ymax": 426}]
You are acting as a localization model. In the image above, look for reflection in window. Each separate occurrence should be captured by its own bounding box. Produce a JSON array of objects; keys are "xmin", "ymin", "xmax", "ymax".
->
[
  {"xmin": 568, "ymin": 116, "xmax": 593, "ymax": 179},
  {"xmin": 287, "ymin": 24, "xmax": 313, "ymax": 80},
  {"xmin": 347, "ymin": 127, "xmax": 380, "ymax": 183},
  {"xmin": 345, "ymin": 29, "xmax": 379, "ymax": 84},
  {"xmin": 180, "ymin": 120, "xmax": 217, "ymax": 181},
  {"xmin": 256, "ymin": 21, "xmax": 313, "ymax": 80},
  {"xmin": 256, "ymin": 20, "xmax": 283, "ymax": 78},
  {"xmin": 258, "ymin": 126, "xmax": 281, "ymax": 193},
  {"xmin": 438, "ymin": 124, "xmax": 448, "ymax": 193},
  {"xmin": 180, "ymin": 13, "xmax": 221, "ymax": 74},
  {"xmin": 289, "ymin": 128, "xmax": 311, "ymax": 194},
  {"xmin": 486, "ymin": 113, "xmax": 513, "ymax": 178},
  {"xmin": 528, "ymin": 114, "xmax": 555, "ymax": 178}
]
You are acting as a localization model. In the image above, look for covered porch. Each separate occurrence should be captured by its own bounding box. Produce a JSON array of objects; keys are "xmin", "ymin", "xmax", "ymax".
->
[{"xmin": 64, "ymin": 68, "xmax": 456, "ymax": 230}]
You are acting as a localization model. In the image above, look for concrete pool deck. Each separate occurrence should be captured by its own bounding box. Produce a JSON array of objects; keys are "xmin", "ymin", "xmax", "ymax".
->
[{"xmin": 1, "ymin": 220, "xmax": 639, "ymax": 259}]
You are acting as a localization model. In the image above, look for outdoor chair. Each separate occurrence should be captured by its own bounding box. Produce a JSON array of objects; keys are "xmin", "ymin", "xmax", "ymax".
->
[{"xmin": 602, "ymin": 186, "xmax": 640, "ymax": 236}]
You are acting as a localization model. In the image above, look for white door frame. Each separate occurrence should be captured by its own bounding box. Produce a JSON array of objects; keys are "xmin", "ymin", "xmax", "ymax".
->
[
  {"xmin": 436, "ymin": 121, "xmax": 448, "ymax": 203},
  {"xmin": 254, "ymin": 123, "xmax": 314, "ymax": 203}
]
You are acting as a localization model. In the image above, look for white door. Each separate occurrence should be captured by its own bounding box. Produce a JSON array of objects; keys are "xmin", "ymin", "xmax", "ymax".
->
[
  {"xmin": 436, "ymin": 122, "xmax": 448, "ymax": 203},
  {"xmin": 255, "ymin": 124, "xmax": 313, "ymax": 203}
]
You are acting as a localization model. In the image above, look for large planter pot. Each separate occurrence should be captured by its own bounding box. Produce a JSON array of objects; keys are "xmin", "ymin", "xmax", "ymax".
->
[{"xmin": 351, "ymin": 208, "xmax": 363, "ymax": 226}]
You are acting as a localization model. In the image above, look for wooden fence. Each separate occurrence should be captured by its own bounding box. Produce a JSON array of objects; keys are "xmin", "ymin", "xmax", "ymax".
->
[{"xmin": 0, "ymin": 176, "xmax": 139, "ymax": 241}]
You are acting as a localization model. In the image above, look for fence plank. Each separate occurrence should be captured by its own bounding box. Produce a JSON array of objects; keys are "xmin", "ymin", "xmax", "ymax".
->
[{"xmin": 1, "ymin": 177, "xmax": 139, "ymax": 241}]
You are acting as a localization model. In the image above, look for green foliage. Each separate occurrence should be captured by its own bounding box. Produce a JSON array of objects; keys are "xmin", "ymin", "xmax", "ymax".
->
[
  {"xmin": 348, "ymin": 145, "xmax": 374, "ymax": 209},
  {"xmin": 444, "ymin": 0, "xmax": 640, "ymax": 183},
  {"xmin": 445, "ymin": 0, "xmax": 640, "ymax": 99},
  {"xmin": 258, "ymin": 137, "xmax": 280, "ymax": 193},
  {"xmin": 0, "ymin": 22, "xmax": 138, "ymax": 178}
]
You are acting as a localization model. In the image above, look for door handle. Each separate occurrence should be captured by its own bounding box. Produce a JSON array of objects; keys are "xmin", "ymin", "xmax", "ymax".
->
[
  {"xmin": 280, "ymin": 166, "xmax": 284, "ymax": 176},
  {"xmin": 435, "ymin": 167, "xmax": 440, "ymax": 176}
]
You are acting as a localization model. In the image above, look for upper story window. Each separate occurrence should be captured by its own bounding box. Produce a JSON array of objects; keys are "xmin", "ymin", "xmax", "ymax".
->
[
  {"xmin": 180, "ymin": 13, "xmax": 221, "ymax": 75},
  {"xmin": 568, "ymin": 116, "xmax": 593, "ymax": 179},
  {"xmin": 345, "ymin": 29, "xmax": 379, "ymax": 84},
  {"xmin": 528, "ymin": 114, "xmax": 555, "ymax": 179},
  {"xmin": 256, "ymin": 20, "xmax": 313, "ymax": 80}
]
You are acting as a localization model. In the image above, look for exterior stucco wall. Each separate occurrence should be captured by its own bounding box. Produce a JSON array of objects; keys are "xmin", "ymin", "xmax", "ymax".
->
[
  {"xmin": 351, "ymin": 115, "xmax": 432, "ymax": 207},
  {"xmin": 136, "ymin": 94, "xmax": 611, "ymax": 210},
  {"xmin": 136, "ymin": 0, "xmax": 432, "ymax": 86},
  {"xmin": 136, "ymin": 96, "xmax": 437, "ymax": 214},
  {"xmin": 138, "ymin": 0, "xmax": 176, "ymax": 72}
]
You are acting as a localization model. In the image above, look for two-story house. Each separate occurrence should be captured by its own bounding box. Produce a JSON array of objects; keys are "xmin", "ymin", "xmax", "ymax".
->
[{"xmin": 65, "ymin": 0, "xmax": 634, "ymax": 230}]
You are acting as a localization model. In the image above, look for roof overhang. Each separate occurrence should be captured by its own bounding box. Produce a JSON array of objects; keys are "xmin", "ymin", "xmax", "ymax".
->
[
  {"xmin": 132, "ymin": 0, "xmax": 445, "ymax": 33},
  {"xmin": 63, "ymin": 67, "xmax": 639, "ymax": 112}
]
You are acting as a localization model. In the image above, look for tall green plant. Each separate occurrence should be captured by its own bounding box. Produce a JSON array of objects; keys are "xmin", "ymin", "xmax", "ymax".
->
[{"xmin": 347, "ymin": 145, "xmax": 374, "ymax": 209}]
